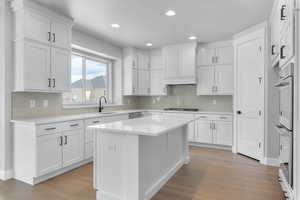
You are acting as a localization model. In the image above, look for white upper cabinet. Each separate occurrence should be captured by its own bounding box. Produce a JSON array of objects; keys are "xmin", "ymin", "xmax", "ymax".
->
[
  {"xmin": 23, "ymin": 41, "xmax": 51, "ymax": 91},
  {"xmin": 11, "ymin": 0, "xmax": 73, "ymax": 92},
  {"xmin": 51, "ymin": 48, "xmax": 71, "ymax": 92},
  {"xmin": 278, "ymin": 0, "xmax": 295, "ymax": 67},
  {"xmin": 123, "ymin": 48, "xmax": 167, "ymax": 96},
  {"xmin": 196, "ymin": 41, "xmax": 234, "ymax": 95},
  {"xmin": 23, "ymin": 9, "xmax": 51, "ymax": 44},
  {"xmin": 197, "ymin": 47, "xmax": 215, "ymax": 66},
  {"xmin": 51, "ymin": 19, "xmax": 72, "ymax": 49},
  {"xmin": 197, "ymin": 67, "xmax": 215, "ymax": 95},
  {"xmin": 138, "ymin": 69, "xmax": 150, "ymax": 95},
  {"xmin": 216, "ymin": 46, "xmax": 234, "ymax": 65},
  {"xmin": 214, "ymin": 65, "xmax": 234, "ymax": 95},
  {"xmin": 163, "ymin": 42, "xmax": 197, "ymax": 84},
  {"xmin": 270, "ymin": 0, "xmax": 281, "ymax": 65}
]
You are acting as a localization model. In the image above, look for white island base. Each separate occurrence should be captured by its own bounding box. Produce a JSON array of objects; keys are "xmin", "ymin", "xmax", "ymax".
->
[{"xmin": 91, "ymin": 115, "xmax": 193, "ymax": 200}]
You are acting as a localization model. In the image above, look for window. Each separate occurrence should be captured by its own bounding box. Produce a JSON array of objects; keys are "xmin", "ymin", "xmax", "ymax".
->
[{"xmin": 63, "ymin": 52, "xmax": 112, "ymax": 106}]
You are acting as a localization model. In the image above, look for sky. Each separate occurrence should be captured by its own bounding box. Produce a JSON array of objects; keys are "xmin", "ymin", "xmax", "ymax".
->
[{"xmin": 71, "ymin": 55, "xmax": 106, "ymax": 83}]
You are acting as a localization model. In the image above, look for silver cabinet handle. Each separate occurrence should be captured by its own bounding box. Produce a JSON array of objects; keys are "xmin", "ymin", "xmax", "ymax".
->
[
  {"xmin": 53, "ymin": 78, "xmax": 56, "ymax": 88},
  {"xmin": 59, "ymin": 136, "xmax": 63, "ymax": 146},
  {"xmin": 199, "ymin": 116, "xmax": 207, "ymax": 119},
  {"xmin": 48, "ymin": 78, "xmax": 51, "ymax": 88},
  {"xmin": 48, "ymin": 32, "xmax": 51, "ymax": 42},
  {"xmin": 70, "ymin": 123, "xmax": 79, "ymax": 127},
  {"xmin": 45, "ymin": 127, "xmax": 56, "ymax": 131},
  {"xmin": 52, "ymin": 33, "xmax": 56, "ymax": 43},
  {"xmin": 64, "ymin": 136, "xmax": 67, "ymax": 145},
  {"xmin": 93, "ymin": 121, "xmax": 100, "ymax": 124},
  {"xmin": 219, "ymin": 116, "xmax": 227, "ymax": 120}
]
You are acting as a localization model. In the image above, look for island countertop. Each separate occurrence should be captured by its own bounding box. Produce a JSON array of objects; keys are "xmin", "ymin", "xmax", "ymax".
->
[{"xmin": 89, "ymin": 114, "xmax": 197, "ymax": 136}]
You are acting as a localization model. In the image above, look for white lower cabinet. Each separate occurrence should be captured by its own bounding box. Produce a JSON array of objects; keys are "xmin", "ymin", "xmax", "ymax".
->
[
  {"xmin": 190, "ymin": 114, "xmax": 233, "ymax": 147},
  {"xmin": 195, "ymin": 120, "xmax": 213, "ymax": 143},
  {"xmin": 62, "ymin": 129, "xmax": 84, "ymax": 168},
  {"xmin": 36, "ymin": 133, "xmax": 62, "ymax": 177}
]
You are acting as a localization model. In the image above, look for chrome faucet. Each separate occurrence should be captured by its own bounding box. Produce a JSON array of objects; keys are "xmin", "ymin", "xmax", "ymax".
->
[{"xmin": 99, "ymin": 96, "xmax": 107, "ymax": 112}]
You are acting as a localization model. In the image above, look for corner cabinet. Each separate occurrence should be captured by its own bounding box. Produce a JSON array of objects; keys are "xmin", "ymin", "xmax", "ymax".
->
[
  {"xmin": 196, "ymin": 41, "xmax": 234, "ymax": 95},
  {"xmin": 163, "ymin": 42, "xmax": 197, "ymax": 85},
  {"xmin": 123, "ymin": 48, "xmax": 168, "ymax": 96},
  {"xmin": 11, "ymin": 0, "xmax": 73, "ymax": 92}
]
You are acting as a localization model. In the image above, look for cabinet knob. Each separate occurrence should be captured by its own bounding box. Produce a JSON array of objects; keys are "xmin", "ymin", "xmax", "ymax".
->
[
  {"xmin": 280, "ymin": 45, "xmax": 286, "ymax": 59},
  {"xmin": 52, "ymin": 33, "xmax": 56, "ymax": 43},
  {"xmin": 53, "ymin": 78, "xmax": 56, "ymax": 88},
  {"xmin": 48, "ymin": 78, "xmax": 51, "ymax": 88},
  {"xmin": 271, "ymin": 45, "xmax": 276, "ymax": 55}
]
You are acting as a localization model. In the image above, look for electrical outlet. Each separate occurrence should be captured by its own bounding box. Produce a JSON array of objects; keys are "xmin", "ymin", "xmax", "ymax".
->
[
  {"xmin": 212, "ymin": 99, "xmax": 217, "ymax": 105},
  {"xmin": 30, "ymin": 99, "xmax": 36, "ymax": 108},
  {"xmin": 43, "ymin": 100, "xmax": 48, "ymax": 108},
  {"xmin": 152, "ymin": 98, "xmax": 156, "ymax": 104}
]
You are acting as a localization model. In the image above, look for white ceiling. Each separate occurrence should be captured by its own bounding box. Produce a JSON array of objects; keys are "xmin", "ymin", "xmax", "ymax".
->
[{"xmin": 33, "ymin": 0, "xmax": 274, "ymax": 48}]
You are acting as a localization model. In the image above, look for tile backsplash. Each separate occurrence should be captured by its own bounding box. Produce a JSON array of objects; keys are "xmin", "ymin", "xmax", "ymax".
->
[
  {"xmin": 136, "ymin": 85, "xmax": 233, "ymax": 112},
  {"xmin": 12, "ymin": 92, "xmax": 138, "ymax": 119},
  {"xmin": 12, "ymin": 85, "xmax": 233, "ymax": 119}
]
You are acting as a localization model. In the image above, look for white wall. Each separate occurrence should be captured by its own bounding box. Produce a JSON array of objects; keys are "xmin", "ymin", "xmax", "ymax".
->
[{"xmin": 0, "ymin": 0, "xmax": 13, "ymax": 180}]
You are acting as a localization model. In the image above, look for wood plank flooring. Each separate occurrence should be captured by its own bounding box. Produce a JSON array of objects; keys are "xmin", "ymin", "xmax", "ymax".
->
[{"xmin": 0, "ymin": 147, "xmax": 283, "ymax": 200}]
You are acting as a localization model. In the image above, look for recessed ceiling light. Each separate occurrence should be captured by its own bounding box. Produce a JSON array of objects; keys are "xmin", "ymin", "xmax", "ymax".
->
[
  {"xmin": 165, "ymin": 10, "xmax": 176, "ymax": 16},
  {"xmin": 189, "ymin": 36, "xmax": 197, "ymax": 40},
  {"xmin": 111, "ymin": 24, "xmax": 120, "ymax": 28},
  {"xmin": 146, "ymin": 43, "xmax": 153, "ymax": 47}
]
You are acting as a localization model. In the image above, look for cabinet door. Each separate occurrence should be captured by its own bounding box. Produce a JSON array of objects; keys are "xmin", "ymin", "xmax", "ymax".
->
[
  {"xmin": 138, "ymin": 69, "xmax": 150, "ymax": 95},
  {"xmin": 51, "ymin": 20, "xmax": 71, "ymax": 49},
  {"xmin": 214, "ymin": 121, "xmax": 233, "ymax": 146},
  {"xmin": 24, "ymin": 41, "xmax": 51, "ymax": 91},
  {"xmin": 150, "ymin": 49, "xmax": 163, "ymax": 69},
  {"xmin": 137, "ymin": 51, "xmax": 150, "ymax": 70},
  {"xmin": 216, "ymin": 46, "xmax": 233, "ymax": 65},
  {"xmin": 24, "ymin": 10, "xmax": 51, "ymax": 44},
  {"xmin": 163, "ymin": 46, "xmax": 179, "ymax": 79},
  {"xmin": 279, "ymin": 22, "xmax": 294, "ymax": 67},
  {"xmin": 51, "ymin": 48, "xmax": 71, "ymax": 92},
  {"xmin": 150, "ymin": 69, "xmax": 167, "ymax": 95},
  {"xmin": 270, "ymin": 1, "xmax": 280, "ymax": 63},
  {"xmin": 195, "ymin": 120, "xmax": 213, "ymax": 144},
  {"xmin": 180, "ymin": 43, "xmax": 196, "ymax": 77},
  {"xmin": 37, "ymin": 133, "xmax": 62, "ymax": 176},
  {"xmin": 215, "ymin": 65, "xmax": 234, "ymax": 95},
  {"xmin": 197, "ymin": 47, "xmax": 215, "ymax": 66},
  {"xmin": 188, "ymin": 121, "xmax": 195, "ymax": 142},
  {"xmin": 197, "ymin": 66, "xmax": 215, "ymax": 95},
  {"xmin": 279, "ymin": 134, "xmax": 291, "ymax": 163},
  {"xmin": 62, "ymin": 129, "xmax": 84, "ymax": 168}
]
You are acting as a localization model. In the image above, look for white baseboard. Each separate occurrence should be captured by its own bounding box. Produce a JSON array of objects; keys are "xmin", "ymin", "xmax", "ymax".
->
[
  {"xmin": 0, "ymin": 169, "xmax": 14, "ymax": 181},
  {"xmin": 261, "ymin": 157, "xmax": 280, "ymax": 167},
  {"xmin": 189, "ymin": 142, "xmax": 232, "ymax": 151},
  {"xmin": 279, "ymin": 169, "xmax": 294, "ymax": 200}
]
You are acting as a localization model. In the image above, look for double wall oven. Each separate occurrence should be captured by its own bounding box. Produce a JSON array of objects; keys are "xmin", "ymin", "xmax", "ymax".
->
[{"xmin": 275, "ymin": 63, "xmax": 294, "ymax": 189}]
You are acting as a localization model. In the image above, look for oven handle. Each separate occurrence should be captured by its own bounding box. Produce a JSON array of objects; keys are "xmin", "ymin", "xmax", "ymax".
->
[{"xmin": 274, "ymin": 82, "xmax": 290, "ymax": 87}]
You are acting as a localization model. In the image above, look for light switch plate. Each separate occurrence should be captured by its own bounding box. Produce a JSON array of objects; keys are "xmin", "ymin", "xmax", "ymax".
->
[{"xmin": 30, "ymin": 100, "xmax": 36, "ymax": 108}]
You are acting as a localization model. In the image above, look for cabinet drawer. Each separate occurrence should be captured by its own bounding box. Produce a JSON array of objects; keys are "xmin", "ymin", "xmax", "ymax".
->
[
  {"xmin": 37, "ymin": 123, "xmax": 65, "ymax": 136},
  {"xmin": 64, "ymin": 120, "xmax": 84, "ymax": 131},
  {"xmin": 212, "ymin": 115, "xmax": 233, "ymax": 121},
  {"xmin": 85, "ymin": 118, "xmax": 102, "ymax": 127},
  {"xmin": 195, "ymin": 115, "xmax": 211, "ymax": 120}
]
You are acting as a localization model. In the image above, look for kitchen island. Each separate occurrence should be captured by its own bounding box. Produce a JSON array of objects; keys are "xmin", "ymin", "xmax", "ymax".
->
[{"xmin": 89, "ymin": 114, "xmax": 197, "ymax": 200}]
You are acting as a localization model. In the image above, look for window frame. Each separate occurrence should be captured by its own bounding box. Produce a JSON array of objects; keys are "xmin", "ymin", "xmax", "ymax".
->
[{"xmin": 63, "ymin": 49, "xmax": 113, "ymax": 107}]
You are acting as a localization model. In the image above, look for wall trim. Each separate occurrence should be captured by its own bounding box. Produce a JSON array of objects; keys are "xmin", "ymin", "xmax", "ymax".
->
[
  {"xmin": 0, "ymin": 169, "xmax": 14, "ymax": 181},
  {"xmin": 260, "ymin": 157, "xmax": 280, "ymax": 167}
]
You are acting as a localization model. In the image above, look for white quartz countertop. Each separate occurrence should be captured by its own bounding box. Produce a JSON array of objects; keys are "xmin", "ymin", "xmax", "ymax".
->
[
  {"xmin": 11, "ymin": 109, "xmax": 233, "ymax": 125},
  {"xmin": 89, "ymin": 114, "xmax": 197, "ymax": 136}
]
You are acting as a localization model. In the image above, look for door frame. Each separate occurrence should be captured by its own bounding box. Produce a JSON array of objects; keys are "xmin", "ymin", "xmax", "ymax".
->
[{"xmin": 233, "ymin": 22, "xmax": 267, "ymax": 163}]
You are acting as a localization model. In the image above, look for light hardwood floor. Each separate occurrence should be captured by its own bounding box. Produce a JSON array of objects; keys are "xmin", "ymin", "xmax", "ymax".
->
[{"xmin": 0, "ymin": 147, "xmax": 283, "ymax": 200}]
